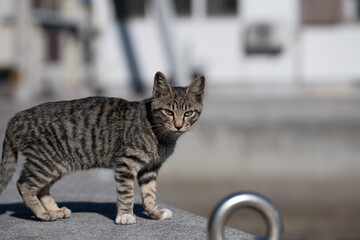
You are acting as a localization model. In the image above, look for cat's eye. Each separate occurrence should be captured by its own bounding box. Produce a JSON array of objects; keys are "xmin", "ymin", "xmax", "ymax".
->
[
  {"xmin": 165, "ymin": 109, "xmax": 174, "ymax": 116},
  {"xmin": 184, "ymin": 111, "xmax": 193, "ymax": 117}
]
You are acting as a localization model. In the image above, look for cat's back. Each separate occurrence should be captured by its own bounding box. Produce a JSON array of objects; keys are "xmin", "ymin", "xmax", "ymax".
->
[
  {"xmin": 6, "ymin": 97, "xmax": 143, "ymax": 147},
  {"xmin": 10, "ymin": 97, "xmax": 128, "ymax": 125}
]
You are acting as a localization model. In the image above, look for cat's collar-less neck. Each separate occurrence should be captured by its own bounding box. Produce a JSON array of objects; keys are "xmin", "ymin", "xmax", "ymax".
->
[{"xmin": 157, "ymin": 130, "xmax": 180, "ymax": 144}]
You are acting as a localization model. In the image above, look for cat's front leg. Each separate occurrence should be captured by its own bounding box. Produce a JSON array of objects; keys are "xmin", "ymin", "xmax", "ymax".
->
[
  {"xmin": 114, "ymin": 160, "xmax": 138, "ymax": 225},
  {"xmin": 137, "ymin": 167, "xmax": 172, "ymax": 220}
]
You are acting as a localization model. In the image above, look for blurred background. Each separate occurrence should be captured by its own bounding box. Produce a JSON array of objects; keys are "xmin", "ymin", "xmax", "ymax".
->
[{"xmin": 1, "ymin": 0, "xmax": 360, "ymax": 239}]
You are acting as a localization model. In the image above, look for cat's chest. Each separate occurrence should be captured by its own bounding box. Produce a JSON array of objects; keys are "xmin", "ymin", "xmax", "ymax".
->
[{"xmin": 157, "ymin": 143, "xmax": 176, "ymax": 162}]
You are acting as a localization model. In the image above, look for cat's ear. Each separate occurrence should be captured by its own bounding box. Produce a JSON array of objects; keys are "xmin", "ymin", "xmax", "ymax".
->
[
  {"xmin": 153, "ymin": 72, "xmax": 173, "ymax": 99},
  {"xmin": 186, "ymin": 75, "xmax": 205, "ymax": 103}
]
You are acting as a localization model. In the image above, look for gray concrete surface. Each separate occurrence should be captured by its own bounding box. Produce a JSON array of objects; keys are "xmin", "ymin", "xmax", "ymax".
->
[{"xmin": 0, "ymin": 158, "xmax": 254, "ymax": 240}]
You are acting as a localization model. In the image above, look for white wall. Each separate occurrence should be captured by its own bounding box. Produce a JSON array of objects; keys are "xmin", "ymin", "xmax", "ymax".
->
[
  {"xmin": 94, "ymin": 0, "xmax": 300, "ymax": 87},
  {"xmin": 94, "ymin": 0, "xmax": 360, "ymax": 88},
  {"xmin": 302, "ymin": 25, "xmax": 360, "ymax": 84}
]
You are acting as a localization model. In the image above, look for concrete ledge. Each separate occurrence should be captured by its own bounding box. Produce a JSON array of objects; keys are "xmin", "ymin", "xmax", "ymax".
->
[{"xmin": 0, "ymin": 167, "xmax": 254, "ymax": 240}]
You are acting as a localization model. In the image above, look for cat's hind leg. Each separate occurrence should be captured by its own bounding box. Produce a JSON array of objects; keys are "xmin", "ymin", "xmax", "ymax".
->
[
  {"xmin": 17, "ymin": 156, "xmax": 67, "ymax": 221},
  {"xmin": 17, "ymin": 180, "xmax": 57, "ymax": 221},
  {"xmin": 38, "ymin": 185, "xmax": 71, "ymax": 219}
]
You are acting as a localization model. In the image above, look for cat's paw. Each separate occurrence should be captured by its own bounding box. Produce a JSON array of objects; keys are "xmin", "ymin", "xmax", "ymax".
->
[
  {"xmin": 62, "ymin": 207, "xmax": 72, "ymax": 218},
  {"xmin": 56, "ymin": 207, "xmax": 71, "ymax": 219},
  {"xmin": 160, "ymin": 208, "xmax": 172, "ymax": 220},
  {"xmin": 115, "ymin": 214, "xmax": 136, "ymax": 225},
  {"xmin": 37, "ymin": 210, "xmax": 57, "ymax": 221}
]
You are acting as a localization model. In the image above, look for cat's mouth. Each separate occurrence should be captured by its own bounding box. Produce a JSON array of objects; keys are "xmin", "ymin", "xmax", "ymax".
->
[
  {"xmin": 174, "ymin": 130, "xmax": 184, "ymax": 134},
  {"xmin": 165, "ymin": 124, "xmax": 188, "ymax": 134},
  {"xmin": 166, "ymin": 126, "xmax": 184, "ymax": 134},
  {"xmin": 172, "ymin": 128, "xmax": 188, "ymax": 134}
]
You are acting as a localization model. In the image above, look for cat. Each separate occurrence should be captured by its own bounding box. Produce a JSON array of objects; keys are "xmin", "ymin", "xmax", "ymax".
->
[{"xmin": 0, "ymin": 71, "xmax": 205, "ymax": 224}]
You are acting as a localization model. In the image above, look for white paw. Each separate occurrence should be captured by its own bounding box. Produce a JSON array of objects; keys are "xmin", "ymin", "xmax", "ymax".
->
[
  {"xmin": 115, "ymin": 214, "xmax": 136, "ymax": 225},
  {"xmin": 160, "ymin": 208, "xmax": 172, "ymax": 220}
]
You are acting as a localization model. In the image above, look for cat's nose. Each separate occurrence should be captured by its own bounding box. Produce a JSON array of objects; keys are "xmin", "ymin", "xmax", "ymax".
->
[{"xmin": 174, "ymin": 120, "xmax": 183, "ymax": 130}]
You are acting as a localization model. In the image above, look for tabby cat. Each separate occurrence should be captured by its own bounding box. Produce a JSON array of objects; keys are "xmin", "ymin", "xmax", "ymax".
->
[{"xmin": 0, "ymin": 72, "xmax": 205, "ymax": 224}]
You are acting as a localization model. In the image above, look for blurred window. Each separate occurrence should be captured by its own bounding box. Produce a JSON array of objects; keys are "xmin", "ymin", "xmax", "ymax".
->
[
  {"xmin": 174, "ymin": 0, "xmax": 191, "ymax": 16},
  {"xmin": 244, "ymin": 23, "xmax": 282, "ymax": 55},
  {"xmin": 207, "ymin": 0, "xmax": 237, "ymax": 16},
  {"xmin": 44, "ymin": 27, "xmax": 60, "ymax": 62},
  {"xmin": 113, "ymin": 0, "xmax": 146, "ymax": 19},
  {"xmin": 301, "ymin": 0, "xmax": 342, "ymax": 24},
  {"xmin": 344, "ymin": 0, "xmax": 360, "ymax": 21},
  {"xmin": 32, "ymin": 0, "xmax": 60, "ymax": 10},
  {"xmin": 350, "ymin": 0, "xmax": 360, "ymax": 20},
  {"xmin": 342, "ymin": 0, "xmax": 360, "ymax": 21}
]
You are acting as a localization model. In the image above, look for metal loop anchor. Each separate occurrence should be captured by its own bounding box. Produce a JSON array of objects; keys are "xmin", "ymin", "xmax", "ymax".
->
[{"xmin": 208, "ymin": 191, "xmax": 283, "ymax": 240}]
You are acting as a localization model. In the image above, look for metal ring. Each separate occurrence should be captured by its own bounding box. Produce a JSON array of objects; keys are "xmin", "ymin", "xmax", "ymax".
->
[{"xmin": 208, "ymin": 191, "xmax": 283, "ymax": 240}]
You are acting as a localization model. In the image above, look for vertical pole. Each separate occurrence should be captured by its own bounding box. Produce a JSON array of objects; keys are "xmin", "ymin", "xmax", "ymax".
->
[{"xmin": 113, "ymin": 0, "xmax": 144, "ymax": 94}]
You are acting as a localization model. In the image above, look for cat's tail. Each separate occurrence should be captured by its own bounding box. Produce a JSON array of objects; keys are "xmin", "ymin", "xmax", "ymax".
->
[{"xmin": 0, "ymin": 133, "xmax": 18, "ymax": 195}]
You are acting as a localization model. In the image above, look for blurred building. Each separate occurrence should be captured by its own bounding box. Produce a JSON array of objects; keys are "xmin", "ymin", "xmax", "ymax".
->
[
  {"xmin": 1, "ymin": 0, "xmax": 360, "ymax": 99},
  {"xmin": 95, "ymin": 0, "xmax": 360, "ymax": 88},
  {"xmin": 0, "ymin": 0, "xmax": 94, "ymax": 100}
]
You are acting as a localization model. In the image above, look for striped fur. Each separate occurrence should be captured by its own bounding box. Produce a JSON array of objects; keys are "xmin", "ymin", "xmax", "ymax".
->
[{"xmin": 0, "ymin": 72, "xmax": 205, "ymax": 224}]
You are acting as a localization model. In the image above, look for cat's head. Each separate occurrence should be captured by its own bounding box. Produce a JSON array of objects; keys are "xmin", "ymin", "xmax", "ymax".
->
[{"xmin": 151, "ymin": 71, "xmax": 205, "ymax": 135}]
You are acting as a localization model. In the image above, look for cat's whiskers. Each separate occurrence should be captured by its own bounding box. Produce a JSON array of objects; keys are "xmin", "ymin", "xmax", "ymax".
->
[
  {"xmin": 151, "ymin": 122, "xmax": 171, "ymax": 141},
  {"xmin": 188, "ymin": 124, "xmax": 206, "ymax": 141}
]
